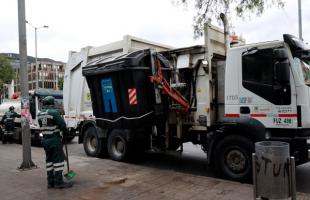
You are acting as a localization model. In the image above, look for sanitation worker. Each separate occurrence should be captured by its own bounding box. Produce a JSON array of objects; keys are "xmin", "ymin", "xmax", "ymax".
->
[
  {"xmin": 38, "ymin": 96, "xmax": 73, "ymax": 189},
  {"xmin": 1, "ymin": 106, "xmax": 20, "ymax": 144}
]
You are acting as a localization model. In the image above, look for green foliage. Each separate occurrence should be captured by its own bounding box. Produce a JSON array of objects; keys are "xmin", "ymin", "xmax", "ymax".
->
[
  {"xmin": 177, "ymin": 0, "xmax": 285, "ymax": 38},
  {"xmin": 58, "ymin": 77, "xmax": 63, "ymax": 90},
  {"xmin": 0, "ymin": 55, "xmax": 14, "ymax": 92}
]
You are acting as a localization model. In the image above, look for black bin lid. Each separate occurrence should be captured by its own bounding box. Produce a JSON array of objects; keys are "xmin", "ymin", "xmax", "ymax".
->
[{"xmin": 82, "ymin": 49, "xmax": 170, "ymax": 76}]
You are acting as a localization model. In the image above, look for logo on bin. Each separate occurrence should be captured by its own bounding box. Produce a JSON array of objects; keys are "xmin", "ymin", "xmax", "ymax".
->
[
  {"xmin": 128, "ymin": 88, "xmax": 137, "ymax": 105},
  {"xmin": 101, "ymin": 78, "xmax": 118, "ymax": 113}
]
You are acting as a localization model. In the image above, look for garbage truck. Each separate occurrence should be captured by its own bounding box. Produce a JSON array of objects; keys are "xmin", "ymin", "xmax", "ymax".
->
[{"xmin": 69, "ymin": 21, "xmax": 310, "ymax": 182}]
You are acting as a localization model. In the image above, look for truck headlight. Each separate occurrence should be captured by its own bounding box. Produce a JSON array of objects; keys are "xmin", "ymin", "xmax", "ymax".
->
[{"xmin": 39, "ymin": 133, "xmax": 43, "ymax": 137}]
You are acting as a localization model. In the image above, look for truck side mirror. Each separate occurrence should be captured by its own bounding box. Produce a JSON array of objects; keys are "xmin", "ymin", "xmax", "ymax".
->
[
  {"xmin": 275, "ymin": 60, "xmax": 290, "ymax": 83},
  {"xmin": 273, "ymin": 49, "xmax": 289, "ymax": 61}
]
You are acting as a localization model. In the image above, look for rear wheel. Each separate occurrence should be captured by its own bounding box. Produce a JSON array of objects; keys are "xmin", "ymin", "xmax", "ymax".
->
[
  {"xmin": 83, "ymin": 126, "xmax": 107, "ymax": 157},
  {"xmin": 214, "ymin": 135, "xmax": 254, "ymax": 182},
  {"xmin": 107, "ymin": 129, "xmax": 133, "ymax": 161}
]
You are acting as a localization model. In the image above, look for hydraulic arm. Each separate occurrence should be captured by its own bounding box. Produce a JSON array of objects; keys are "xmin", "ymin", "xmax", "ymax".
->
[{"xmin": 150, "ymin": 58, "xmax": 190, "ymax": 112}]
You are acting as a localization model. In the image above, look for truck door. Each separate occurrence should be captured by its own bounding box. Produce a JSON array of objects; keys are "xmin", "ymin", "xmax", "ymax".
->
[{"xmin": 239, "ymin": 47, "xmax": 297, "ymax": 128}]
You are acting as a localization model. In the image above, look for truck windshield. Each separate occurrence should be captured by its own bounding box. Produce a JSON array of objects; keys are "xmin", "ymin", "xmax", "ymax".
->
[
  {"xmin": 301, "ymin": 60, "xmax": 310, "ymax": 86},
  {"xmin": 284, "ymin": 34, "xmax": 310, "ymax": 86},
  {"xmin": 284, "ymin": 34, "xmax": 310, "ymax": 64},
  {"xmin": 38, "ymin": 96, "xmax": 64, "ymax": 114}
]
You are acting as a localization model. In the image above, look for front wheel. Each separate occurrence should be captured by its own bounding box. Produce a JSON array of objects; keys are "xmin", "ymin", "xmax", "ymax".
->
[
  {"xmin": 214, "ymin": 135, "xmax": 254, "ymax": 182},
  {"xmin": 83, "ymin": 126, "xmax": 107, "ymax": 158}
]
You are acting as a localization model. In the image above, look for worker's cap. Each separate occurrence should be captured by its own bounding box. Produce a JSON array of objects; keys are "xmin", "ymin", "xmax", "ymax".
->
[
  {"xmin": 42, "ymin": 96, "xmax": 55, "ymax": 106},
  {"xmin": 9, "ymin": 106, "xmax": 14, "ymax": 110}
]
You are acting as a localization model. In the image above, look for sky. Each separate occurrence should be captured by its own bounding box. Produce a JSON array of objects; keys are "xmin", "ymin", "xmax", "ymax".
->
[{"xmin": 0, "ymin": 0, "xmax": 309, "ymax": 62}]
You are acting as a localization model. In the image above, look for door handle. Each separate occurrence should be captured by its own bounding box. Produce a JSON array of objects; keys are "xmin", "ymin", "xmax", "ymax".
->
[{"xmin": 240, "ymin": 106, "xmax": 250, "ymax": 114}]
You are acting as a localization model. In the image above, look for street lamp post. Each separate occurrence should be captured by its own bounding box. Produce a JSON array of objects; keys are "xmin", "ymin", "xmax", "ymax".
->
[
  {"xmin": 26, "ymin": 21, "xmax": 48, "ymax": 89},
  {"xmin": 298, "ymin": 0, "xmax": 303, "ymax": 40}
]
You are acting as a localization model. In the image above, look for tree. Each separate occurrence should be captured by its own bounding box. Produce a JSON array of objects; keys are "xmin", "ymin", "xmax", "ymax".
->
[
  {"xmin": 177, "ymin": 0, "xmax": 285, "ymax": 38},
  {"xmin": 0, "ymin": 55, "xmax": 14, "ymax": 93},
  {"xmin": 58, "ymin": 77, "xmax": 63, "ymax": 90}
]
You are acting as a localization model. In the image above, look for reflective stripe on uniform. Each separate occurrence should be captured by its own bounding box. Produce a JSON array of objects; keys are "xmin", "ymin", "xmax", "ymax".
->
[
  {"xmin": 42, "ymin": 129, "xmax": 60, "ymax": 135},
  {"xmin": 41, "ymin": 126, "xmax": 57, "ymax": 129},
  {"xmin": 37, "ymin": 114, "xmax": 53, "ymax": 119},
  {"xmin": 46, "ymin": 162, "xmax": 53, "ymax": 167},
  {"xmin": 40, "ymin": 126, "xmax": 57, "ymax": 130},
  {"xmin": 53, "ymin": 162, "xmax": 64, "ymax": 167},
  {"xmin": 53, "ymin": 161, "xmax": 64, "ymax": 171},
  {"xmin": 46, "ymin": 166, "xmax": 54, "ymax": 172},
  {"xmin": 54, "ymin": 167, "xmax": 64, "ymax": 172}
]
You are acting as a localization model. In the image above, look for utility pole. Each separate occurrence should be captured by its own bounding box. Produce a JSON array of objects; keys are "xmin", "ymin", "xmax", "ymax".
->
[
  {"xmin": 17, "ymin": 0, "xmax": 36, "ymax": 170},
  {"xmin": 298, "ymin": 0, "xmax": 303, "ymax": 40}
]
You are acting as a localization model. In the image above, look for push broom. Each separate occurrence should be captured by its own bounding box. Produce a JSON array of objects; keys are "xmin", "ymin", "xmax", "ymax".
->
[{"xmin": 64, "ymin": 134, "xmax": 76, "ymax": 180}]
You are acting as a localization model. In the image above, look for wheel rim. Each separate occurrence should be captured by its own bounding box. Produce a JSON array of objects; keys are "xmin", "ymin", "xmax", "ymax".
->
[
  {"xmin": 225, "ymin": 149, "xmax": 247, "ymax": 173},
  {"xmin": 112, "ymin": 137, "xmax": 125, "ymax": 157},
  {"xmin": 87, "ymin": 135, "xmax": 97, "ymax": 153}
]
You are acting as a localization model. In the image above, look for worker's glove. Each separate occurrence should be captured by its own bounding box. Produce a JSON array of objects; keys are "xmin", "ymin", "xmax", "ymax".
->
[{"xmin": 59, "ymin": 131, "xmax": 63, "ymax": 139}]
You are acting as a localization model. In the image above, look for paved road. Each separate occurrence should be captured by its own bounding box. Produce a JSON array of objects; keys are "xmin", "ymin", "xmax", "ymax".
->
[{"xmin": 68, "ymin": 138, "xmax": 310, "ymax": 194}]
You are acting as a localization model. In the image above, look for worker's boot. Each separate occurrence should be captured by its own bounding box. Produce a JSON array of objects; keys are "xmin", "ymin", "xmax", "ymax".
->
[
  {"xmin": 47, "ymin": 184, "xmax": 54, "ymax": 189},
  {"xmin": 54, "ymin": 170, "xmax": 73, "ymax": 189},
  {"xmin": 47, "ymin": 171, "xmax": 54, "ymax": 189},
  {"xmin": 54, "ymin": 181, "xmax": 73, "ymax": 189}
]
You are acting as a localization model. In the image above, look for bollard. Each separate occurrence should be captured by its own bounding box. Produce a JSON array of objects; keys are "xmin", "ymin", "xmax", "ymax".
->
[{"xmin": 252, "ymin": 141, "xmax": 296, "ymax": 200}]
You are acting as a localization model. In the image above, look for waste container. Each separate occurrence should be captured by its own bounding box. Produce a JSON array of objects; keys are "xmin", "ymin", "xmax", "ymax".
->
[
  {"xmin": 82, "ymin": 49, "xmax": 170, "ymax": 129},
  {"xmin": 254, "ymin": 141, "xmax": 290, "ymax": 199}
]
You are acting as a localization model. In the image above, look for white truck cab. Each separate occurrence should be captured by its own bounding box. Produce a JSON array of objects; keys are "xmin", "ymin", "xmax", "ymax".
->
[
  {"xmin": 225, "ymin": 35, "xmax": 310, "ymax": 131},
  {"xmin": 220, "ymin": 34, "xmax": 310, "ymax": 173}
]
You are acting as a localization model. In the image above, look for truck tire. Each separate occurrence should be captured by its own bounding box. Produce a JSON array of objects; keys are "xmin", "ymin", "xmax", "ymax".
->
[
  {"xmin": 83, "ymin": 126, "xmax": 107, "ymax": 158},
  {"xmin": 107, "ymin": 129, "xmax": 133, "ymax": 161},
  {"xmin": 214, "ymin": 135, "xmax": 254, "ymax": 182}
]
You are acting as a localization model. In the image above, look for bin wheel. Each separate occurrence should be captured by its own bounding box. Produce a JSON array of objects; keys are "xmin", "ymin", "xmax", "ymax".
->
[
  {"xmin": 214, "ymin": 135, "xmax": 254, "ymax": 182},
  {"xmin": 83, "ymin": 126, "xmax": 107, "ymax": 158},
  {"xmin": 107, "ymin": 129, "xmax": 132, "ymax": 161}
]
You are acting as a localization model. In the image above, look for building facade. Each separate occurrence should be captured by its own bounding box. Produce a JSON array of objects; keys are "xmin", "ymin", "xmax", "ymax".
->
[{"xmin": 1, "ymin": 53, "xmax": 65, "ymax": 93}]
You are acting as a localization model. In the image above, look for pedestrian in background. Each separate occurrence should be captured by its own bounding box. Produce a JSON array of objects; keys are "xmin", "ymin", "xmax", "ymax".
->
[{"xmin": 1, "ymin": 106, "xmax": 20, "ymax": 144}]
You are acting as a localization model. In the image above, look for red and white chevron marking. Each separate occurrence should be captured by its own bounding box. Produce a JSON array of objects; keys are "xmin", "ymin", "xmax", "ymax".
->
[{"xmin": 128, "ymin": 88, "xmax": 137, "ymax": 105}]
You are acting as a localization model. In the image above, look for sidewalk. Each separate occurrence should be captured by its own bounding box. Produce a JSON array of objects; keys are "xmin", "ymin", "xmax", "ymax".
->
[{"xmin": 1, "ymin": 143, "xmax": 310, "ymax": 200}]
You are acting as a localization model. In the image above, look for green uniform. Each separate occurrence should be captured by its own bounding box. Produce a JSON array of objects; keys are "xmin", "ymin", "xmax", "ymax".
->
[
  {"xmin": 1, "ymin": 110, "xmax": 20, "ymax": 131},
  {"xmin": 1, "ymin": 110, "xmax": 20, "ymax": 143},
  {"xmin": 38, "ymin": 105, "xmax": 67, "ymax": 187}
]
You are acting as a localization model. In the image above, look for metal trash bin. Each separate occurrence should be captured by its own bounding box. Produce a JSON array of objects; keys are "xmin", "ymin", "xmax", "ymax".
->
[{"xmin": 253, "ymin": 141, "xmax": 292, "ymax": 199}]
